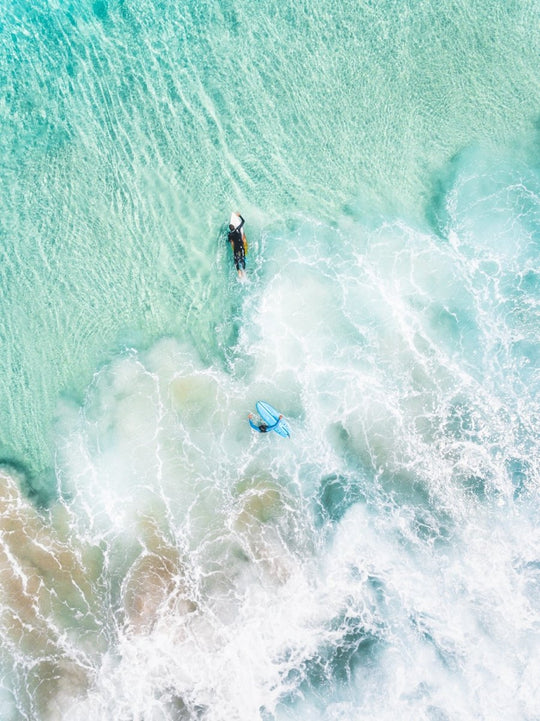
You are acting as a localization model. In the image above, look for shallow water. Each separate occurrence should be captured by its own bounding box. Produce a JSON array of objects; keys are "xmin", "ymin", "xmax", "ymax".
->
[{"xmin": 0, "ymin": 1, "xmax": 539, "ymax": 719}]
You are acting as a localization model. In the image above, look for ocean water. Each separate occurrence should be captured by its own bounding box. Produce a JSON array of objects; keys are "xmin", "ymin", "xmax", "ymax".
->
[{"xmin": 0, "ymin": 0, "xmax": 539, "ymax": 719}]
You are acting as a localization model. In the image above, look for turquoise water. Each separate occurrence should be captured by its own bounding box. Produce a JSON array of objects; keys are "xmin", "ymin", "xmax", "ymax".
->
[{"xmin": 0, "ymin": 0, "xmax": 539, "ymax": 719}]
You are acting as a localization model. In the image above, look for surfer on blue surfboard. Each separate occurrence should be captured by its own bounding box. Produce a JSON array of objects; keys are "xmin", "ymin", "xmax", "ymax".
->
[
  {"xmin": 248, "ymin": 401, "xmax": 291, "ymax": 437},
  {"xmin": 248, "ymin": 412, "xmax": 283, "ymax": 434},
  {"xmin": 228, "ymin": 211, "xmax": 247, "ymax": 279}
]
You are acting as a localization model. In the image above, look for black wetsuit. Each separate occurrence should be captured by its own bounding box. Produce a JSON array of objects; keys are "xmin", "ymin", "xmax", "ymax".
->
[{"xmin": 228, "ymin": 215, "xmax": 246, "ymax": 271}]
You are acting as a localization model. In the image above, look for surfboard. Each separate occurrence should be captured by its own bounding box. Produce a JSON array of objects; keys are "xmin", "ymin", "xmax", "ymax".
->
[
  {"xmin": 230, "ymin": 212, "xmax": 248, "ymax": 254},
  {"xmin": 256, "ymin": 401, "xmax": 291, "ymax": 438}
]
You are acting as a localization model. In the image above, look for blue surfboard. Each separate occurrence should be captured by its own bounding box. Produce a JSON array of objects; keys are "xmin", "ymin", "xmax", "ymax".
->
[{"xmin": 256, "ymin": 401, "xmax": 291, "ymax": 438}]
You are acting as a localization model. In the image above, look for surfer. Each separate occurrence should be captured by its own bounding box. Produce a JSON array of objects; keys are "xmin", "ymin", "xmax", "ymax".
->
[
  {"xmin": 248, "ymin": 412, "xmax": 283, "ymax": 434},
  {"xmin": 228, "ymin": 212, "xmax": 246, "ymax": 277}
]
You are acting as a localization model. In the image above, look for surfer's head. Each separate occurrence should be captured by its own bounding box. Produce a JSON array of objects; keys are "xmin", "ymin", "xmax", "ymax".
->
[{"xmin": 229, "ymin": 224, "xmax": 234, "ymax": 231}]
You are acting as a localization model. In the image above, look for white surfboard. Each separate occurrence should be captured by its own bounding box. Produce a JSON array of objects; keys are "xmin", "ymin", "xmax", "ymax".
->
[{"xmin": 229, "ymin": 211, "xmax": 243, "ymax": 231}]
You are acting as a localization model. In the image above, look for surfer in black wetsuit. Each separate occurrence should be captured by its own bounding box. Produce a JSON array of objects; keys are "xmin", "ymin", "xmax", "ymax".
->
[
  {"xmin": 248, "ymin": 413, "xmax": 283, "ymax": 433},
  {"xmin": 228, "ymin": 213, "xmax": 246, "ymax": 277}
]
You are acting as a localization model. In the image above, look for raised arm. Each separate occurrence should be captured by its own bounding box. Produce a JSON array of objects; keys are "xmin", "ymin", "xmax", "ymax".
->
[
  {"xmin": 248, "ymin": 413, "xmax": 262, "ymax": 432},
  {"xmin": 266, "ymin": 414, "xmax": 283, "ymax": 431}
]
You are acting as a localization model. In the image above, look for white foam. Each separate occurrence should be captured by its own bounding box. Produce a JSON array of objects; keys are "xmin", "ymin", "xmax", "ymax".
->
[{"xmin": 3, "ymin": 201, "xmax": 540, "ymax": 719}]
